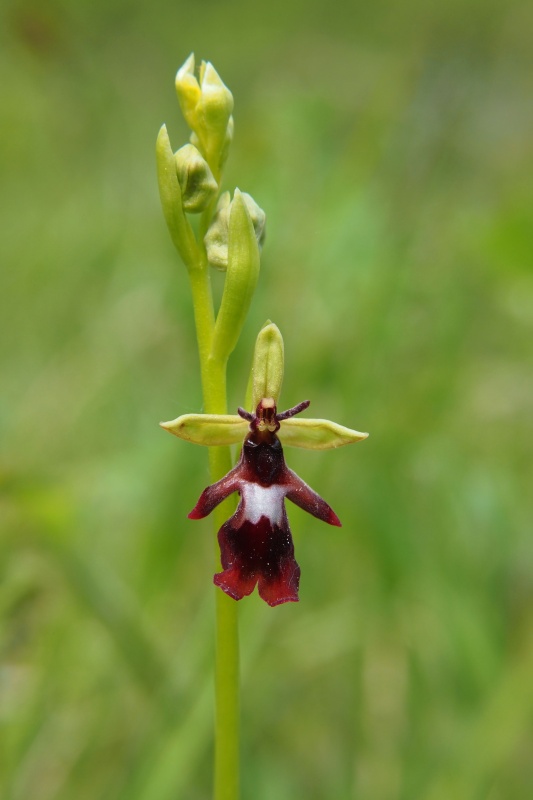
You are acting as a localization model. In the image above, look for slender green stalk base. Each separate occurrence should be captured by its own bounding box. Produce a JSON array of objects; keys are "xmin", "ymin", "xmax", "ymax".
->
[
  {"xmin": 189, "ymin": 264, "xmax": 240, "ymax": 800},
  {"xmin": 213, "ymin": 562, "xmax": 240, "ymax": 800}
]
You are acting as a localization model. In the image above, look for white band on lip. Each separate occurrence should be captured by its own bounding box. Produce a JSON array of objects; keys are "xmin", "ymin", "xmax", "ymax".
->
[{"xmin": 240, "ymin": 482, "xmax": 286, "ymax": 525}]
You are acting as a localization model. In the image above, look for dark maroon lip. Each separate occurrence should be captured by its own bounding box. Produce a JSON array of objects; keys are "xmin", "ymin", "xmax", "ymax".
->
[{"xmin": 189, "ymin": 398, "xmax": 341, "ymax": 606}]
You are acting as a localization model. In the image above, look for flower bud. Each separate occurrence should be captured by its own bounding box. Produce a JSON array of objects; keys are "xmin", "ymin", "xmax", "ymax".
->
[
  {"xmin": 174, "ymin": 144, "xmax": 218, "ymax": 214},
  {"xmin": 197, "ymin": 62, "xmax": 234, "ymax": 153},
  {"xmin": 205, "ymin": 191, "xmax": 265, "ymax": 271},
  {"xmin": 203, "ymin": 191, "xmax": 231, "ymax": 270},
  {"xmin": 175, "ymin": 53, "xmax": 234, "ymax": 177}
]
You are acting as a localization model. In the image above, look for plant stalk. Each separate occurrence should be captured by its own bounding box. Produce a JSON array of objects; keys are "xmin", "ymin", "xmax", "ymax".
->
[{"xmin": 188, "ymin": 261, "xmax": 240, "ymax": 800}]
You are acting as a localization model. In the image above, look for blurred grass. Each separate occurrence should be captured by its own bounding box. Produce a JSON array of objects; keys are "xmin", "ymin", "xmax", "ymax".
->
[{"xmin": 1, "ymin": 0, "xmax": 533, "ymax": 798}]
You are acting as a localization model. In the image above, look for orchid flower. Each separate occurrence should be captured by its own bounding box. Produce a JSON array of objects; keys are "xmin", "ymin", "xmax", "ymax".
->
[{"xmin": 162, "ymin": 381, "xmax": 368, "ymax": 606}]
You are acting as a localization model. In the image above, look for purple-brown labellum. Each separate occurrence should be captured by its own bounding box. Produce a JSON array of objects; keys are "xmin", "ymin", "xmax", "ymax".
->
[{"xmin": 188, "ymin": 398, "xmax": 341, "ymax": 607}]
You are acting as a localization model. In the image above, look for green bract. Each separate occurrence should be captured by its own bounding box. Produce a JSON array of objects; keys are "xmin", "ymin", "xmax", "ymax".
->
[
  {"xmin": 210, "ymin": 190, "xmax": 260, "ymax": 364},
  {"xmin": 155, "ymin": 125, "xmax": 198, "ymax": 269}
]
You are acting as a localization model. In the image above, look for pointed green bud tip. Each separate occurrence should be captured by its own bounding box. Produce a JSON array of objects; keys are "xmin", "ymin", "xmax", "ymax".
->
[
  {"xmin": 175, "ymin": 53, "xmax": 201, "ymax": 130},
  {"xmin": 250, "ymin": 321, "xmax": 284, "ymax": 408},
  {"xmin": 204, "ymin": 190, "xmax": 265, "ymax": 271},
  {"xmin": 174, "ymin": 143, "xmax": 218, "ymax": 213},
  {"xmin": 198, "ymin": 62, "xmax": 234, "ymax": 135},
  {"xmin": 160, "ymin": 414, "xmax": 247, "ymax": 446}
]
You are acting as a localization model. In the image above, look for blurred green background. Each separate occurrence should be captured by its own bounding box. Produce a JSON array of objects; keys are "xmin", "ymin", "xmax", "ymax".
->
[{"xmin": 1, "ymin": 0, "xmax": 533, "ymax": 798}]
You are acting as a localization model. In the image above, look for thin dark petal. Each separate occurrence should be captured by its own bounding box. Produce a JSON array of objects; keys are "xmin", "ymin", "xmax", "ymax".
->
[
  {"xmin": 276, "ymin": 399, "xmax": 310, "ymax": 421},
  {"xmin": 188, "ymin": 465, "xmax": 242, "ymax": 519},
  {"xmin": 283, "ymin": 468, "xmax": 341, "ymax": 526}
]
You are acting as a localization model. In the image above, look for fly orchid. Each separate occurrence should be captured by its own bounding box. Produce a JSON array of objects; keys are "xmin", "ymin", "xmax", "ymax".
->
[
  {"xmin": 188, "ymin": 398, "xmax": 343, "ymax": 606},
  {"xmin": 162, "ymin": 385, "xmax": 368, "ymax": 607}
]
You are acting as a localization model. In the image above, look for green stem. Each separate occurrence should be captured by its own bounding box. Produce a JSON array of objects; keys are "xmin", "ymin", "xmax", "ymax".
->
[{"xmin": 188, "ymin": 261, "xmax": 240, "ymax": 800}]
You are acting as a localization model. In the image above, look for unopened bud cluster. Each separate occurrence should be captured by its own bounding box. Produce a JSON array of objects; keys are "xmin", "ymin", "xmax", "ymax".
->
[{"xmin": 156, "ymin": 53, "xmax": 266, "ymax": 363}]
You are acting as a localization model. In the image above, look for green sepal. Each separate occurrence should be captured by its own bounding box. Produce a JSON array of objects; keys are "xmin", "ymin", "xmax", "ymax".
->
[
  {"xmin": 278, "ymin": 418, "xmax": 369, "ymax": 449},
  {"xmin": 210, "ymin": 189, "xmax": 260, "ymax": 363},
  {"xmin": 156, "ymin": 125, "xmax": 198, "ymax": 268},
  {"xmin": 160, "ymin": 414, "xmax": 247, "ymax": 445},
  {"xmin": 160, "ymin": 411, "xmax": 368, "ymax": 450},
  {"xmin": 247, "ymin": 321, "xmax": 284, "ymax": 409}
]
